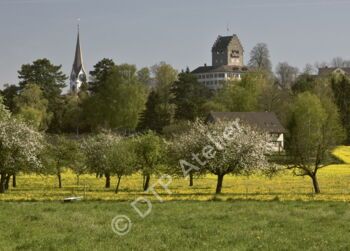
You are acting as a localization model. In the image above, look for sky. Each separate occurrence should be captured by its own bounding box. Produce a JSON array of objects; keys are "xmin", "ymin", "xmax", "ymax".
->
[{"xmin": 0, "ymin": 0, "xmax": 350, "ymax": 87}]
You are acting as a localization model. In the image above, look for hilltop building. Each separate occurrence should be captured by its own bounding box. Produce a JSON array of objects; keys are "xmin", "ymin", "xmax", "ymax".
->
[
  {"xmin": 192, "ymin": 34, "xmax": 249, "ymax": 90},
  {"xmin": 69, "ymin": 26, "xmax": 87, "ymax": 93}
]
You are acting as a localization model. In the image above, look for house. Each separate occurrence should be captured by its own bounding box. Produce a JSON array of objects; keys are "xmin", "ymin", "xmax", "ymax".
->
[
  {"xmin": 192, "ymin": 34, "xmax": 249, "ymax": 90},
  {"xmin": 206, "ymin": 112, "xmax": 286, "ymax": 152},
  {"xmin": 318, "ymin": 67, "xmax": 350, "ymax": 77}
]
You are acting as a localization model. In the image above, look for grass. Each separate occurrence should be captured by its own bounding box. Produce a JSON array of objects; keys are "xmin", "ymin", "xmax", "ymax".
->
[{"xmin": 1, "ymin": 200, "xmax": 350, "ymax": 250}]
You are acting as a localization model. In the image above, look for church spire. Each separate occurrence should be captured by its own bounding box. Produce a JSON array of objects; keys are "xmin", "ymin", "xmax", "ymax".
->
[
  {"xmin": 72, "ymin": 24, "xmax": 84, "ymax": 77},
  {"xmin": 70, "ymin": 22, "xmax": 86, "ymax": 93}
]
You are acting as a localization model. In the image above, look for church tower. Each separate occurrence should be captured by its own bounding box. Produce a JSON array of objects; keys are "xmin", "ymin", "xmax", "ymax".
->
[{"xmin": 69, "ymin": 25, "xmax": 86, "ymax": 93}]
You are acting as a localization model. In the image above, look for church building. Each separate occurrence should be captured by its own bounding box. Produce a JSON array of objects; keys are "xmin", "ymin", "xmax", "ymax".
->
[
  {"xmin": 69, "ymin": 26, "xmax": 87, "ymax": 93},
  {"xmin": 192, "ymin": 34, "xmax": 249, "ymax": 90}
]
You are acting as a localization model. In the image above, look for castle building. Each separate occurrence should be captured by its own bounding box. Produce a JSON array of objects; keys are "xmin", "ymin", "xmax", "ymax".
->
[
  {"xmin": 69, "ymin": 26, "xmax": 87, "ymax": 93},
  {"xmin": 192, "ymin": 34, "xmax": 248, "ymax": 90}
]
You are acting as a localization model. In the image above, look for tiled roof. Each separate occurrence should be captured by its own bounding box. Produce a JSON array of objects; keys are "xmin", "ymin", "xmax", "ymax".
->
[
  {"xmin": 207, "ymin": 112, "xmax": 286, "ymax": 134},
  {"xmin": 318, "ymin": 67, "xmax": 350, "ymax": 76},
  {"xmin": 192, "ymin": 65, "xmax": 249, "ymax": 74},
  {"xmin": 211, "ymin": 34, "xmax": 243, "ymax": 52}
]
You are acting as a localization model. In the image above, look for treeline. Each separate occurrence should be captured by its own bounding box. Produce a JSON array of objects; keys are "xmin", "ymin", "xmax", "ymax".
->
[{"xmin": 1, "ymin": 44, "xmax": 350, "ymax": 194}]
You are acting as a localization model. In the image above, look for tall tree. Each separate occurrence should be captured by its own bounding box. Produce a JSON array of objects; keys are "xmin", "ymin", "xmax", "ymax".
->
[
  {"xmin": 86, "ymin": 66, "xmax": 147, "ymax": 131},
  {"xmin": 152, "ymin": 62, "xmax": 178, "ymax": 125},
  {"xmin": 118, "ymin": 64, "xmax": 137, "ymax": 81},
  {"xmin": 248, "ymin": 43, "xmax": 272, "ymax": 73},
  {"xmin": 14, "ymin": 84, "xmax": 51, "ymax": 131},
  {"xmin": 171, "ymin": 72, "xmax": 212, "ymax": 121},
  {"xmin": 17, "ymin": 58, "xmax": 67, "ymax": 132},
  {"xmin": 1, "ymin": 84, "xmax": 19, "ymax": 112},
  {"xmin": 61, "ymin": 92, "xmax": 89, "ymax": 134},
  {"xmin": 18, "ymin": 58, "xmax": 67, "ymax": 100},
  {"xmin": 137, "ymin": 67, "xmax": 151, "ymax": 86},
  {"xmin": 89, "ymin": 58, "xmax": 116, "ymax": 93},
  {"xmin": 331, "ymin": 74, "xmax": 350, "ymax": 142},
  {"xmin": 286, "ymin": 92, "xmax": 344, "ymax": 194},
  {"xmin": 292, "ymin": 73, "xmax": 317, "ymax": 94},
  {"xmin": 275, "ymin": 62, "xmax": 299, "ymax": 90},
  {"xmin": 138, "ymin": 63, "xmax": 178, "ymax": 133},
  {"xmin": 211, "ymin": 71, "xmax": 271, "ymax": 112},
  {"xmin": 138, "ymin": 90, "xmax": 169, "ymax": 133},
  {"xmin": 151, "ymin": 62, "xmax": 178, "ymax": 103}
]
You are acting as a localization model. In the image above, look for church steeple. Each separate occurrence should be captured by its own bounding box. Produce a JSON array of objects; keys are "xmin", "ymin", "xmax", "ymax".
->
[{"xmin": 70, "ymin": 23, "xmax": 86, "ymax": 93}]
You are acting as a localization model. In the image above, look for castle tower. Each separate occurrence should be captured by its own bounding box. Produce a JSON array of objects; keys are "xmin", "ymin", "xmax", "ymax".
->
[
  {"xmin": 191, "ymin": 34, "xmax": 248, "ymax": 90},
  {"xmin": 211, "ymin": 34, "xmax": 244, "ymax": 67},
  {"xmin": 69, "ymin": 25, "xmax": 86, "ymax": 93}
]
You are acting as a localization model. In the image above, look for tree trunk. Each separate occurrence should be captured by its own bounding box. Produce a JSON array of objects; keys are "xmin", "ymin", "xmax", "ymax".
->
[
  {"xmin": 115, "ymin": 176, "xmax": 122, "ymax": 194},
  {"xmin": 105, "ymin": 173, "xmax": 111, "ymax": 188},
  {"xmin": 76, "ymin": 175, "xmax": 80, "ymax": 186},
  {"xmin": 311, "ymin": 174, "xmax": 320, "ymax": 194},
  {"xmin": 189, "ymin": 172, "xmax": 194, "ymax": 187},
  {"xmin": 215, "ymin": 174, "xmax": 225, "ymax": 194},
  {"xmin": 4, "ymin": 175, "xmax": 10, "ymax": 190},
  {"xmin": 0, "ymin": 173, "xmax": 6, "ymax": 194},
  {"xmin": 143, "ymin": 174, "xmax": 151, "ymax": 191},
  {"xmin": 12, "ymin": 174, "xmax": 16, "ymax": 188},
  {"xmin": 57, "ymin": 172, "xmax": 62, "ymax": 189}
]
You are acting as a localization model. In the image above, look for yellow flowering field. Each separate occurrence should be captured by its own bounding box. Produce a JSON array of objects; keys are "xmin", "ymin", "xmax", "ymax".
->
[{"xmin": 1, "ymin": 146, "xmax": 350, "ymax": 202}]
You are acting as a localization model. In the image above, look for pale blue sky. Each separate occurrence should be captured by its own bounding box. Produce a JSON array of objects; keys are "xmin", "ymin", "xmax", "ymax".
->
[{"xmin": 1, "ymin": 0, "xmax": 350, "ymax": 86}]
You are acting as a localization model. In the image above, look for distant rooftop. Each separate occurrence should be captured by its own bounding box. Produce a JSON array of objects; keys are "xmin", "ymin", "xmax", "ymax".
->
[
  {"xmin": 211, "ymin": 34, "xmax": 243, "ymax": 52},
  {"xmin": 318, "ymin": 67, "xmax": 350, "ymax": 76},
  {"xmin": 207, "ymin": 112, "xmax": 286, "ymax": 134},
  {"xmin": 192, "ymin": 65, "xmax": 249, "ymax": 74}
]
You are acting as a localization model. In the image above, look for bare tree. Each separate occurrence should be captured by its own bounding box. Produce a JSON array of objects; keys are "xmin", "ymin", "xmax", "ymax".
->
[
  {"xmin": 303, "ymin": 64, "xmax": 316, "ymax": 75},
  {"xmin": 275, "ymin": 62, "xmax": 299, "ymax": 89},
  {"xmin": 331, "ymin": 57, "xmax": 350, "ymax": 67},
  {"xmin": 314, "ymin": 61, "xmax": 328, "ymax": 69},
  {"xmin": 331, "ymin": 57, "xmax": 345, "ymax": 67},
  {"xmin": 248, "ymin": 43, "xmax": 272, "ymax": 72}
]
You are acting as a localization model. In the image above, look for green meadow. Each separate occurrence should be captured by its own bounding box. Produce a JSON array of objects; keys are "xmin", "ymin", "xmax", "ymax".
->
[{"xmin": 1, "ymin": 201, "xmax": 350, "ymax": 251}]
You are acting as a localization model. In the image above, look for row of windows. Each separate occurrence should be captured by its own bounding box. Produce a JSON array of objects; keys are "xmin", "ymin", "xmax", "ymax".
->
[
  {"xmin": 215, "ymin": 50, "xmax": 241, "ymax": 55},
  {"xmin": 197, "ymin": 73, "xmax": 226, "ymax": 79},
  {"xmin": 227, "ymin": 73, "xmax": 241, "ymax": 78}
]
